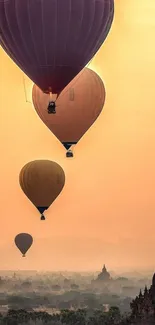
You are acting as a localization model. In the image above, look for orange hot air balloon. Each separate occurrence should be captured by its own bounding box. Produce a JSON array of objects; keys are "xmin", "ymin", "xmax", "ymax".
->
[
  {"xmin": 32, "ymin": 68, "xmax": 106, "ymax": 157},
  {"xmin": 19, "ymin": 160, "xmax": 65, "ymax": 220},
  {"xmin": 15, "ymin": 233, "xmax": 33, "ymax": 257}
]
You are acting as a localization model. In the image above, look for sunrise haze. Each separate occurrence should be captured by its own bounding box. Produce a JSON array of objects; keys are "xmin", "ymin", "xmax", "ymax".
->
[{"xmin": 0, "ymin": 0, "xmax": 155, "ymax": 272}]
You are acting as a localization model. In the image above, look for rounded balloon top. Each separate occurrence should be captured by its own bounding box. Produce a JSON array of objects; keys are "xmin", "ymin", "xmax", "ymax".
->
[
  {"xmin": 19, "ymin": 160, "xmax": 65, "ymax": 217},
  {"xmin": 15, "ymin": 233, "xmax": 33, "ymax": 257},
  {"xmin": 0, "ymin": 0, "xmax": 114, "ymax": 94},
  {"xmin": 32, "ymin": 68, "xmax": 106, "ymax": 150}
]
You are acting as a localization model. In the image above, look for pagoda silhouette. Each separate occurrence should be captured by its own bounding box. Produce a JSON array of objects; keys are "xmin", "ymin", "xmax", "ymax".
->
[
  {"xmin": 91, "ymin": 265, "xmax": 112, "ymax": 288},
  {"xmin": 96, "ymin": 264, "xmax": 111, "ymax": 281}
]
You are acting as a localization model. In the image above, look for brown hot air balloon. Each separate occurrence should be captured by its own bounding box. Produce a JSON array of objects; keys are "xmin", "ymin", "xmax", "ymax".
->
[
  {"xmin": 19, "ymin": 160, "xmax": 65, "ymax": 220},
  {"xmin": 15, "ymin": 233, "xmax": 33, "ymax": 257},
  {"xmin": 32, "ymin": 68, "xmax": 106, "ymax": 157}
]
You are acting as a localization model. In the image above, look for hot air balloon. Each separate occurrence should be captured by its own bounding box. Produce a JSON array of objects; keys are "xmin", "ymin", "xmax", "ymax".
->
[
  {"xmin": 32, "ymin": 68, "xmax": 106, "ymax": 157},
  {"xmin": 0, "ymin": 0, "xmax": 114, "ymax": 95},
  {"xmin": 19, "ymin": 160, "xmax": 65, "ymax": 220},
  {"xmin": 15, "ymin": 233, "xmax": 33, "ymax": 257}
]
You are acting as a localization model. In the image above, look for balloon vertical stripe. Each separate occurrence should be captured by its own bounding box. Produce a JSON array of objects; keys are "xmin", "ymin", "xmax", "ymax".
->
[{"xmin": 0, "ymin": 0, "xmax": 114, "ymax": 94}]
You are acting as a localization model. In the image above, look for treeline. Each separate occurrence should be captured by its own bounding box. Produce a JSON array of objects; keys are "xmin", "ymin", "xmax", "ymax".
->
[
  {"xmin": 0, "ymin": 307, "xmax": 154, "ymax": 325},
  {"xmin": 1, "ymin": 291, "xmax": 131, "ymax": 313},
  {"xmin": 0, "ymin": 308, "xmax": 127, "ymax": 325}
]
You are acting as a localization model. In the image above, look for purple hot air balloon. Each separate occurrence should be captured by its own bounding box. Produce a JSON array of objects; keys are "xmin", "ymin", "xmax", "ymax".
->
[{"xmin": 0, "ymin": 0, "xmax": 114, "ymax": 95}]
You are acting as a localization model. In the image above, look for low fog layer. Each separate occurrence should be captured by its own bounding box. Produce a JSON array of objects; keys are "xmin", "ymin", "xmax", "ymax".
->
[{"xmin": 0, "ymin": 266, "xmax": 153, "ymax": 315}]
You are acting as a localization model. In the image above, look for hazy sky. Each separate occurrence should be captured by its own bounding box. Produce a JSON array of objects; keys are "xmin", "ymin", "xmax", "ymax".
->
[{"xmin": 1, "ymin": 0, "xmax": 155, "ymax": 272}]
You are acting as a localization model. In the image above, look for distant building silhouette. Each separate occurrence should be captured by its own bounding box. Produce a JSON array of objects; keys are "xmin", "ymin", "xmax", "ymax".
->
[
  {"xmin": 97, "ymin": 264, "xmax": 111, "ymax": 281},
  {"xmin": 91, "ymin": 265, "xmax": 112, "ymax": 290}
]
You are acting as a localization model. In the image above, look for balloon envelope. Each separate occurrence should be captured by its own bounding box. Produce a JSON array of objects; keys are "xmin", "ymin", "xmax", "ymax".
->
[
  {"xmin": 15, "ymin": 233, "xmax": 33, "ymax": 257},
  {"xmin": 19, "ymin": 160, "xmax": 65, "ymax": 217},
  {"xmin": 0, "ymin": 0, "xmax": 114, "ymax": 94},
  {"xmin": 32, "ymin": 68, "xmax": 106, "ymax": 150}
]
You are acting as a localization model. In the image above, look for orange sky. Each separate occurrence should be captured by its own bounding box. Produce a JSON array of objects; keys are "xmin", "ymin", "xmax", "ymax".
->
[{"xmin": 1, "ymin": 0, "xmax": 155, "ymax": 272}]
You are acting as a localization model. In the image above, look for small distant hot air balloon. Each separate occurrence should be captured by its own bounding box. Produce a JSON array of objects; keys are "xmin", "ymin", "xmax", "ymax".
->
[
  {"xmin": 15, "ymin": 233, "xmax": 33, "ymax": 257},
  {"xmin": 19, "ymin": 160, "xmax": 65, "ymax": 220},
  {"xmin": 0, "ymin": 0, "xmax": 114, "ymax": 95},
  {"xmin": 32, "ymin": 68, "xmax": 106, "ymax": 157}
]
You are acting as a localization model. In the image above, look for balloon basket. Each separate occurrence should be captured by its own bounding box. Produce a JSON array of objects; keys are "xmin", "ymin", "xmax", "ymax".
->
[
  {"xmin": 22, "ymin": 254, "xmax": 26, "ymax": 257},
  {"xmin": 66, "ymin": 150, "xmax": 74, "ymax": 158},
  {"xmin": 47, "ymin": 101, "xmax": 56, "ymax": 114},
  {"xmin": 40, "ymin": 214, "xmax": 46, "ymax": 221}
]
